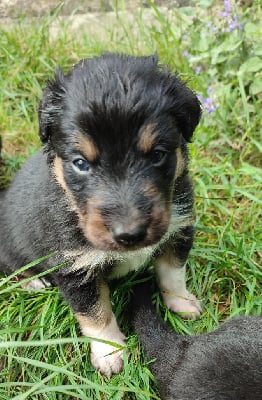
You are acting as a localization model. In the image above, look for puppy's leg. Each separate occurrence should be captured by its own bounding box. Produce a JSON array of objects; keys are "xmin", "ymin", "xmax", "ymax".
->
[
  {"xmin": 56, "ymin": 271, "xmax": 125, "ymax": 377},
  {"xmin": 154, "ymin": 226, "xmax": 202, "ymax": 319}
]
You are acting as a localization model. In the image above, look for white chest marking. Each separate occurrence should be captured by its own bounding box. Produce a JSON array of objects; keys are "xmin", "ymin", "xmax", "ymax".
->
[{"xmin": 109, "ymin": 246, "xmax": 154, "ymax": 279}]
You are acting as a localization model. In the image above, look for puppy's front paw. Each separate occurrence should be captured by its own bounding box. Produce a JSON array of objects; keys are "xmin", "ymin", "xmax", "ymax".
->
[
  {"xmin": 77, "ymin": 311, "xmax": 127, "ymax": 377},
  {"xmin": 22, "ymin": 278, "xmax": 51, "ymax": 290},
  {"xmin": 90, "ymin": 333, "xmax": 126, "ymax": 377},
  {"xmin": 162, "ymin": 290, "xmax": 202, "ymax": 319}
]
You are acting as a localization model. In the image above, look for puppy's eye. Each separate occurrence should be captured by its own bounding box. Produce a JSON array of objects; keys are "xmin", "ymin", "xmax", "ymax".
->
[
  {"xmin": 151, "ymin": 150, "xmax": 167, "ymax": 167},
  {"xmin": 73, "ymin": 158, "xmax": 90, "ymax": 172}
]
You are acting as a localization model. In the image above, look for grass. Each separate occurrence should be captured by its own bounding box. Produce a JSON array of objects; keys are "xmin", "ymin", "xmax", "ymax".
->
[{"xmin": 0, "ymin": 0, "xmax": 261, "ymax": 398}]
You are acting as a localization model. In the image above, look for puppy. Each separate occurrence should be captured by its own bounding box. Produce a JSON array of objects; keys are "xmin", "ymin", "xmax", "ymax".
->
[
  {"xmin": 131, "ymin": 279, "xmax": 262, "ymax": 400},
  {"xmin": 0, "ymin": 53, "xmax": 201, "ymax": 376}
]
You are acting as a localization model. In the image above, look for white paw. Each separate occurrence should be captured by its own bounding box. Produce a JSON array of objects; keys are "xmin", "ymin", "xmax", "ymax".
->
[
  {"xmin": 22, "ymin": 278, "xmax": 51, "ymax": 290},
  {"xmin": 78, "ymin": 313, "xmax": 127, "ymax": 377},
  {"xmin": 162, "ymin": 290, "xmax": 202, "ymax": 319},
  {"xmin": 90, "ymin": 333, "xmax": 126, "ymax": 377}
]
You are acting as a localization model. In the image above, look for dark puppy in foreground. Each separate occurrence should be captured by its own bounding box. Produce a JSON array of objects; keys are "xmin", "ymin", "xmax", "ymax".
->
[
  {"xmin": 0, "ymin": 54, "xmax": 202, "ymax": 376},
  {"xmin": 131, "ymin": 279, "xmax": 262, "ymax": 400}
]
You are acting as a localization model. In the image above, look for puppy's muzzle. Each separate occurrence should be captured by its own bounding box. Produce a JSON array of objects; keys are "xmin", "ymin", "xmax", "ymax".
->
[{"xmin": 112, "ymin": 223, "xmax": 147, "ymax": 247}]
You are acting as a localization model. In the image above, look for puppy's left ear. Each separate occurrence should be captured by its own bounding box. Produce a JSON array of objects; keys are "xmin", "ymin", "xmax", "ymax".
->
[
  {"xmin": 38, "ymin": 68, "xmax": 66, "ymax": 144},
  {"xmin": 176, "ymin": 88, "xmax": 201, "ymax": 142},
  {"xmin": 167, "ymin": 78, "xmax": 202, "ymax": 142}
]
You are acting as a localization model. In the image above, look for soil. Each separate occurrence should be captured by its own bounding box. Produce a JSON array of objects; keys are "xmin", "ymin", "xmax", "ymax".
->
[{"xmin": 0, "ymin": 0, "xmax": 193, "ymax": 18}]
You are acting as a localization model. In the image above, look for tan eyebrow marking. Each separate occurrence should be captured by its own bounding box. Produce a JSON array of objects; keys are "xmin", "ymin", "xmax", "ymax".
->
[
  {"xmin": 52, "ymin": 155, "xmax": 70, "ymax": 193},
  {"xmin": 175, "ymin": 147, "xmax": 185, "ymax": 179},
  {"xmin": 137, "ymin": 124, "xmax": 157, "ymax": 153},
  {"xmin": 52, "ymin": 156, "xmax": 78, "ymax": 211},
  {"xmin": 75, "ymin": 132, "xmax": 99, "ymax": 162}
]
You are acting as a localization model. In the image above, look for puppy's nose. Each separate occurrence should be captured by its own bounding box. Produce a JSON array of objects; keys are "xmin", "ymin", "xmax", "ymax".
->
[{"xmin": 113, "ymin": 224, "xmax": 147, "ymax": 247}]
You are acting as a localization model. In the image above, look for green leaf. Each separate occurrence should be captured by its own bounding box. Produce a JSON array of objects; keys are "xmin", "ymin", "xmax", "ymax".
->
[
  {"xmin": 250, "ymin": 78, "xmax": 262, "ymax": 95},
  {"xmin": 198, "ymin": 33, "xmax": 210, "ymax": 52},
  {"xmin": 244, "ymin": 22, "xmax": 262, "ymax": 36},
  {"xmin": 239, "ymin": 57, "xmax": 262, "ymax": 74},
  {"xmin": 197, "ymin": 0, "xmax": 214, "ymax": 8},
  {"xmin": 211, "ymin": 38, "xmax": 242, "ymax": 65},
  {"xmin": 254, "ymin": 45, "xmax": 262, "ymax": 56}
]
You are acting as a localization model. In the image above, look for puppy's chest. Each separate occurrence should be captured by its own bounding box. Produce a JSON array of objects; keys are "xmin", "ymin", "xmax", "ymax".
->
[
  {"xmin": 109, "ymin": 247, "xmax": 154, "ymax": 279},
  {"xmin": 65, "ymin": 246, "xmax": 155, "ymax": 280}
]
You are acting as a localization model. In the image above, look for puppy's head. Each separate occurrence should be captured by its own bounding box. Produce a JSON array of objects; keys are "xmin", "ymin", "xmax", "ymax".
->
[{"xmin": 39, "ymin": 54, "xmax": 201, "ymax": 251}]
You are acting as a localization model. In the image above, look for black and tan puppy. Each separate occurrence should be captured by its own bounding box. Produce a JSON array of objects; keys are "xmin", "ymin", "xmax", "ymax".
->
[
  {"xmin": 131, "ymin": 279, "xmax": 262, "ymax": 400},
  {"xmin": 0, "ymin": 54, "xmax": 201, "ymax": 376}
]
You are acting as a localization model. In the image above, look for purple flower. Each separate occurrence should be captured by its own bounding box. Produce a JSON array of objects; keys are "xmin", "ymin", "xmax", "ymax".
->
[
  {"xmin": 197, "ymin": 91, "xmax": 216, "ymax": 114},
  {"xmin": 227, "ymin": 15, "xmax": 240, "ymax": 32},
  {"xmin": 206, "ymin": 20, "xmax": 217, "ymax": 34},
  {"xmin": 195, "ymin": 66, "xmax": 202, "ymax": 74},
  {"xmin": 203, "ymin": 97, "xmax": 216, "ymax": 113},
  {"xmin": 218, "ymin": 1, "xmax": 243, "ymax": 33},
  {"xmin": 224, "ymin": 0, "xmax": 231, "ymax": 14},
  {"xmin": 182, "ymin": 51, "xmax": 193, "ymax": 61}
]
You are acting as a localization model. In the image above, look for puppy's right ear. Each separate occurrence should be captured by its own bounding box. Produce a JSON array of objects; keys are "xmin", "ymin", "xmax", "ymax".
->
[{"xmin": 38, "ymin": 68, "xmax": 66, "ymax": 144}]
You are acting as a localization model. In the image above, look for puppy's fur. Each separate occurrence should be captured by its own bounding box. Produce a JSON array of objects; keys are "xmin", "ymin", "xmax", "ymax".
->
[
  {"xmin": 131, "ymin": 279, "xmax": 262, "ymax": 400},
  {"xmin": 0, "ymin": 53, "xmax": 202, "ymax": 376}
]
